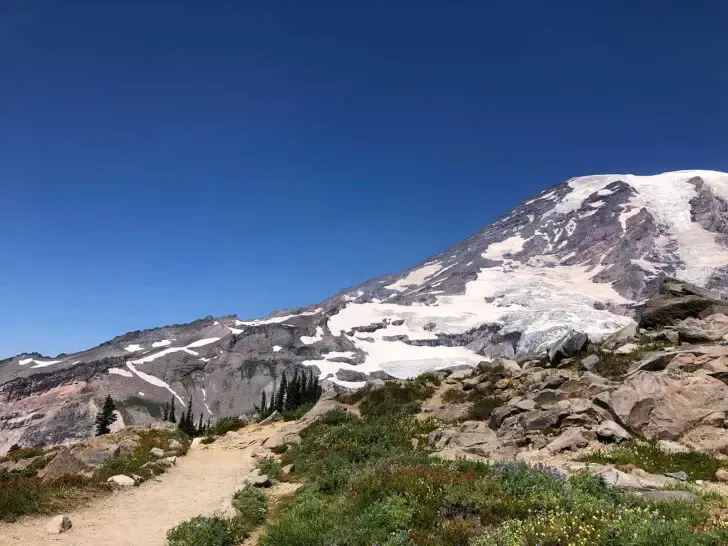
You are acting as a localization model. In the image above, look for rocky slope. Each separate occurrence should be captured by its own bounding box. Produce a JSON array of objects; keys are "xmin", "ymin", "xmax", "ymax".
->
[{"xmin": 4, "ymin": 169, "xmax": 728, "ymax": 453}]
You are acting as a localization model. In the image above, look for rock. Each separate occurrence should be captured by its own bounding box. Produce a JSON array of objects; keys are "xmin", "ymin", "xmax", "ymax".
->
[
  {"xmin": 131, "ymin": 474, "xmax": 145, "ymax": 485},
  {"xmin": 9, "ymin": 456, "xmax": 40, "ymax": 472},
  {"xmin": 107, "ymin": 474, "xmax": 136, "ymax": 487},
  {"xmin": 530, "ymin": 389, "xmax": 563, "ymax": 406},
  {"xmin": 677, "ymin": 314, "xmax": 728, "ymax": 342},
  {"xmin": 168, "ymin": 439, "xmax": 183, "ymax": 450},
  {"xmin": 596, "ymin": 466, "xmax": 679, "ymax": 491},
  {"xmin": 430, "ymin": 422, "xmax": 501, "ymax": 457},
  {"xmin": 149, "ymin": 447, "xmax": 165, "ymax": 458},
  {"xmin": 514, "ymin": 399, "xmax": 536, "ymax": 412},
  {"xmin": 260, "ymin": 411, "xmax": 284, "ymax": 425},
  {"xmin": 489, "ymin": 405, "xmax": 521, "ymax": 429},
  {"xmin": 262, "ymin": 432, "xmax": 302, "ymax": 450},
  {"xmin": 639, "ymin": 279, "xmax": 726, "ymax": 328},
  {"xmin": 596, "ymin": 420, "xmax": 632, "ymax": 443},
  {"xmin": 543, "ymin": 375, "xmax": 567, "ymax": 389},
  {"xmin": 46, "ymin": 515, "xmax": 72, "ymax": 535},
  {"xmin": 680, "ymin": 425, "xmax": 728, "ymax": 454},
  {"xmin": 545, "ymin": 428, "xmax": 593, "ymax": 454},
  {"xmin": 499, "ymin": 359, "xmax": 521, "ymax": 374},
  {"xmin": 548, "ymin": 331, "xmax": 589, "ymax": 365},
  {"xmin": 609, "ymin": 371, "xmax": 728, "ymax": 441},
  {"xmin": 244, "ymin": 473, "xmax": 272, "ymax": 487},
  {"xmin": 634, "ymin": 490, "xmax": 698, "ymax": 503},
  {"xmin": 165, "ymin": 456, "xmax": 177, "ymax": 465},
  {"xmin": 462, "ymin": 374, "xmax": 485, "ymax": 390},
  {"xmin": 714, "ymin": 469, "xmax": 728, "ymax": 482},
  {"xmin": 615, "ymin": 342, "xmax": 639, "ymax": 355},
  {"xmin": 580, "ymin": 354, "xmax": 600, "ymax": 372},
  {"xmin": 522, "ymin": 410, "xmax": 559, "ymax": 431},
  {"xmin": 494, "ymin": 378, "xmax": 511, "ymax": 389},
  {"xmin": 73, "ymin": 444, "xmax": 121, "ymax": 466},
  {"xmin": 282, "ymin": 464, "xmax": 295, "ymax": 475},
  {"xmin": 602, "ymin": 323, "xmax": 639, "ymax": 348},
  {"xmin": 665, "ymin": 471, "xmax": 689, "ymax": 481},
  {"xmin": 657, "ymin": 440, "xmax": 690, "ymax": 453},
  {"xmin": 37, "ymin": 448, "xmax": 93, "ymax": 483}
]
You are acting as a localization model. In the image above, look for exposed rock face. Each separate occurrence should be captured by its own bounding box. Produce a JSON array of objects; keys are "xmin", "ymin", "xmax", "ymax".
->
[
  {"xmin": 37, "ymin": 448, "xmax": 94, "ymax": 483},
  {"xmin": 609, "ymin": 372, "xmax": 728, "ymax": 445},
  {"xmin": 6, "ymin": 170, "xmax": 728, "ymax": 451}
]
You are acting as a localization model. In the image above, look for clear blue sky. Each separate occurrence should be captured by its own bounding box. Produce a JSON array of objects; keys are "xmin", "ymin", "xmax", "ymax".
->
[{"xmin": 2, "ymin": 1, "xmax": 728, "ymax": 358}]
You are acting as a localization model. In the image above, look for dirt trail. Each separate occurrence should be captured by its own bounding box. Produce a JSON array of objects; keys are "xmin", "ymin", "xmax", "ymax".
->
[{"xmin": 0, "ymin": 422, "xmax": 287, "ymax": 546}]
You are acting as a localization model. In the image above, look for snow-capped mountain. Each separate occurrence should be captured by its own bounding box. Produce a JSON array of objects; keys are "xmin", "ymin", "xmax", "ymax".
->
[{"xmin": 4, "ymin": 169, "xmax": 728, "ymax": 452}]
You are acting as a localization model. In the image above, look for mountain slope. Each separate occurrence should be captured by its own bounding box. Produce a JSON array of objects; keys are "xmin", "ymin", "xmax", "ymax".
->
[{"xmin": 4, "ymin": 169, "xmax": 728, "ymax": 453}]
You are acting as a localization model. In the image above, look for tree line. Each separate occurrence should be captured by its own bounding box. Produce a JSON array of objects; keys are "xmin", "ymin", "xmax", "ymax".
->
[{"xmin": 256, "ymin": 367, "xmax": 322, "ymax": 419}]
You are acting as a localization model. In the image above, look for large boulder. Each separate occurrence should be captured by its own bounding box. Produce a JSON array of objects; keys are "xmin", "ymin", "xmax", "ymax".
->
[
  {"xmin": 609, "ymin": 371, "xmax": 728, "ymax": 443},
  {"xmin": 37, "ymin": 448, "xmax": 94, "ymax": 483},
  {"xmin": 676, "ymin": 314, "xmax": 728, "ymax": 342},
  {"xmin": 548, "ymin": 331, "xmax": 588, "ymax": 365},
  {"xmin": 72, "ymin": 443, "xmax": 121, "ymax": 466},
  {"xmin": 639, "ymin": 278, "xmax": 726, "ymax": 329},
  {"xmin": 46, "ymin": 515, "xmax": 72, "ymax": 535}
]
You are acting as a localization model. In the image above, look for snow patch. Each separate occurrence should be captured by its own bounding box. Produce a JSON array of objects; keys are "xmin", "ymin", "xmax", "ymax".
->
[
  {"xmin": 228, "ymin": 326, "xmax": 243, "ymax": 335},
  {"xmin": 273, "ymin": 345, "xmax": 282, "ymax": 352},
  {"xmin": 300, "ymin": 326, "xmax": 324, "ymax": 345},
  {"xmin": 152, "ymin": 340, "xmax": 172, "ymax": 348},
  {"xmin": 124, "ymin": 344, "xmax": 144, "ymax": 352},
  {"xmin": 186, "ymin": 337, "xmax": 220, "ymax": 348},
  {"xmin": 385, "ymin": 262, "xmax": 443, "ymax": 292},
  {"xmin": 236, "ymin": 308, "xmax": 323, "ymax": 327},
  {"xmin": 108, "ymin": 367, "xmax": 133, "ymax": 378},
  {"xmin": 126, "ymin": 362, "xmax": 184, "ymax": 405},
  {"xmin": 482, "ymin": 235, "xmax": 527, "ymax": 260},
  {"xmin": 138, "ymin": 392, "xmax": 145, "ymax": 397}
]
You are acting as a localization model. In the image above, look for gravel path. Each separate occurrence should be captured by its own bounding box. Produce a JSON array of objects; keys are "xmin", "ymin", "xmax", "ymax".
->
[{"xmin": 0, "ymin": 423, "xmax": 285, "ymax": 546}]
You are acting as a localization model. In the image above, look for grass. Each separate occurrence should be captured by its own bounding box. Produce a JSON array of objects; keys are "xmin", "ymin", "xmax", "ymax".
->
[
  {"xmin": 357, "ymin": 380, "xmax": 437, "ymax": 419},
  {"xmin": 464, "ymin": 394, "xmax": 504, "ymax": 421},
  {"xmin": 583, "ymin": 441, "xmax": 728, "ymax": 481},
  {"xmin": 593, "ymin": 340, "xmax": 675, "ymax": 378},
  {"xmin": 253, "ymin": 396, "xmax": 728, "ymax": 546},
  {"xmin": 200, "ymin": 436, "xmax": 216, "ymax": 445},
  {"xmin": 0, "ymin": 428, "xmax": 190, "ymax": 522},
  {"xmin": 441, "ymin": 388, "xmax": 468, "ymax": 404},
  {"xmin": 167, "ymin": 486, "xmax": 267, "ymax": 545},
  {"xmin": 207, "ymin": 417, "xmax": 247, "ymax": 436},
  {"xmin": 258, "ymin": 457, "xmax": 283, "ymax": 480}
]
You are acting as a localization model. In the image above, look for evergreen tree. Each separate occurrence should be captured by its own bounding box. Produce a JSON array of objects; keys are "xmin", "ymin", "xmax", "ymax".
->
[
  {"xmin": 206, "ymin": 418, "xmax": 211, "ymax": 433},
  {"xmin": 179, "ymin": 400, "xmax": 194, "ymax": 435},
  {"xmin": 198, "ymin": 413, "xmax": 204, "ymax": 435},
  {"xmin": 8, "ymin": 444, "xmax": 21, "ymax": 454},
  {"xmin": 259, "ymin": 391, "xmax": 268, "ymax": 418},
  {"xmin": 95, "ymin": 395, "xmax": 118, "ymax": 436},
  {"xmin": 304, "ymin": 369, "xmax": 315, "ymax": 403},
  {"xmin": 169, "ymin": 397, "xmax": 177, "ymax": 423},
  {"xmin": 162, "ymin": 402, "xmax": 169, "ymax": 421},
  {"xmin": 286, "ymin": 369, "xmax": 300, "ymax": 411},
  {"xmin": 275, "ymin": 372, "xmax": 287, "ymax": 412}
]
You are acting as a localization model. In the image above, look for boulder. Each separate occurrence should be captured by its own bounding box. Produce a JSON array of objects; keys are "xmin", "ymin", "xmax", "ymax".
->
[
  {"xmin": 428, "ymin": 422, "xmax": 501, "ymax": 457},
  {"xmin": 522, "ymin": 409, "xmax": 559, "ymax": 431},
  {"xmin": 46, "ymin": 515, "xmax": 72, "ymax": 535},
  {"xmin": 602, "ymin": 323, "xmax": 639, "ymax": 348},
  {"xmin": 677, "ymin": 314, "xmax": 728, "ymax": 342},
  {"xmin": 614, "ymin": 343, "xmax": 639, "ymax": 355},
  {"xmin": 37, "ymin": 448, "xmax": 93, "ymax": 483},
  {"xmin": 149, "ymin": 447, "xmax": 165, "ymax": 458},
  {"xmin": 633, "ymin": 490, "xmax": 698, "ymax": 503},
  {"xmin": 244, "ymin": 473, "xmax": 272, "ymax": 488},
  {"xmin": 73, "ymin": 444, "xmax": 121, "ymax": 466},
  {"xmin": 580, "ymin": 354, "xmax": 600, "ymax": 372},
  {"xmin": 596, "ymin": 420, "xmax": 632, "ymax": 443},
  {"xmin": 608, "ymin": 371, "xmax": 728, "ymax": 441},
  {"xmin": 680, "ymin": 425, "xmax": 728, "ymax": 454},
  {"xmin": 107, "ymin": 474, "xmax": 135, "ymax": 487},
  {"xmin": 282, "ymin": 464, "xmax": 295, "ymax": 475},
  {"xmin": 640, "ymin": 294, "xmax": 722, "ymax": 329},
  {"xmin": 499, "ymin": 359, "xmax": 521, "ymax": 375},
  {"xmin": 665, "ymin": 471, "xmax": 689, "ymax": 481},
  {"xmin": 169, "ymin": 439, "xmax": 183, "ymax": 450},
  {"xmin": 657, "ymin": 440, "xmax": 690, "ymax": 454},
  {"xmin": 262, "ymin": 431, "xmax": 302, "ymax": 450},
  {"xmin": 548, "ymin": 331, "xmax": 588, "ymax": 365},
  {"xmin": 545, "ymin": 428, "xmax": 593, "ymax": 454},
  {"xmin": 715, "ymin": 469, "xmax": 728, "ymax": 482},
  {"xmin": 260, "ymin": 411, "xmax": 284, "ymax": 425},
  {"xmin": 9, "ymin": 456, "xmax": 40, "ymax": 472}
]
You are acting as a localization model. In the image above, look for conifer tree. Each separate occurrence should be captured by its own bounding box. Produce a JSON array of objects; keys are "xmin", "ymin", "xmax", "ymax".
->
[
  {"xmin": 169, "ymin": 397, "xmax": 177, "ymax": 423},
  {"xmin": 275, "ymin": 372, "xmax": 287, "ymax": 412},
  {"xmin": 259, "ymin": 391, "xmax": 268, "ymax": 418},
  {"xmin": 162, "ymin": 402, "xmax": 169, "ymax": 421},
  {"xmin": 179, "ymin": 400, "xmax": 194, "ymax": 435},
  {"xmin": 95, "ymin": 395, "xmax": 118, "ymax": 436},
  {"xmin": 286, "ymin": 369, "xmax": 300, "ymax": 411},
  {"xmin": 198, "ymin": 413, "xmax": 204, "ymax": 435}
]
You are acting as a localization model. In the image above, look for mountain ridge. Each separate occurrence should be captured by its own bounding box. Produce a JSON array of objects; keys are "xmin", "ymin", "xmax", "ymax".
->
[{"xmin": 4, "ymin": 169, "xmax": 728, "ymax": 453}]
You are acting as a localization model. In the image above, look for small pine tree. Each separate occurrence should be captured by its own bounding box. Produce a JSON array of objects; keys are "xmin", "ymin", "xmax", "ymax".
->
[
  {"xmin": 169, "ymin": 397, "xmax": 177, "ymax": 423},
  {"xmin": 275, "ymin": 373, "xmax": 287, "ymax": 413},
  {"xmin": 179, "ymin": 400, "xmax": 194, "ymax": 435},
  {"xmin": 8, "ymin": 443, "xmax": 21, "ymax": 454},
  {"xmin": 95, "ymin": 395, "xmax": 118, "ymax": 436},
  {"xmin": 162, "ymin": 402, "xmax": 169, "ymax": 421},
  {"xmin": 259, "ymin": 391, "xmax": 268, "ymax": 419},
  {"xmin": 286, "ymin": 369, "xmax": 299, "ymax": 411},
  {"xmin": 197, "ymin": 413, "xmax": 204, "ymax": 435}
]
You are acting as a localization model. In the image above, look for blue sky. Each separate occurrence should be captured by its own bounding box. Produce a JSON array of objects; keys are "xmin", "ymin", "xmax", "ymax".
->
[{"xmin": 2, "ymin": 1, "xmax": 728, "ymax": 357}]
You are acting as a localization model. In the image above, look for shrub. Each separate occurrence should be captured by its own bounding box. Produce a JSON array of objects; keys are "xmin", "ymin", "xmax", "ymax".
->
[
  {"xmin": 258, "ymin": 458, "xmax": 282, "ymax": 480},
  {"xmin": 200, "ymin": 436, "xmax": 216, "ymax": 445},
  {"xmin": 232, "ymin": 486, "xmax": 267, "ymax": 526},
  {"xmin": 359, "ymin": 381, "xmax": 435, "ymax": 419},
  {"xmin": 584, "ymin": 441, "xmax": 727, "ymax": 481},
  {"xmin": 207, "ymin": 417, "xmax": 246, "ymax": 436},
  {"xmin": 415, "ymin": 372, "xmax": 441, "ymax": 386},
  {"xmin": 166, "ymin": 515, "xmax": 246, "ymax": 546},
  {"xmin": 282, "ymin": 403, "xmax": 314, "ymax": 421},
  {"xmin": 465, "ymin": 395, "xmax": 503, "ymax": 421},
  {"xmin": 441, "ymin": 388, "xmax": 468, "ymax": 404}
]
